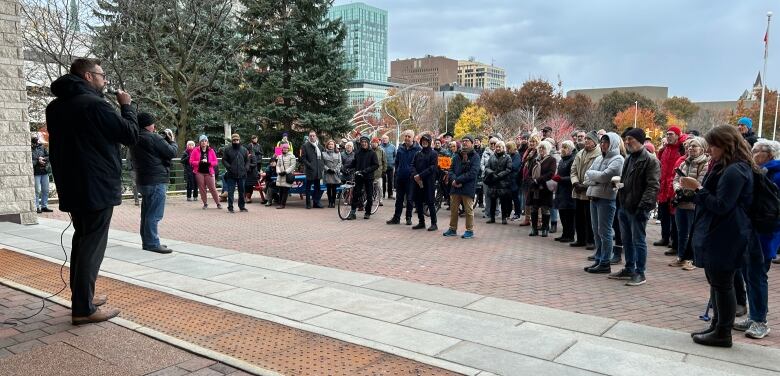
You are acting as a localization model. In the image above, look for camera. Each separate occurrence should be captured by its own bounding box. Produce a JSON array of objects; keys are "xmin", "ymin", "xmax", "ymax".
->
[{"xmin": 672, "ymin": 188, "xmax": 695, "ymax": 207}]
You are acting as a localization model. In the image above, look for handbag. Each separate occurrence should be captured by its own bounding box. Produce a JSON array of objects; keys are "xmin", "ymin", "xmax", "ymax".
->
[
  {"xmin": 545, "ymin": 179, "xmax": 558, "ymax": 192},
  {"xmin": 281, "ymin": 156, "xmax": 295, "ymax": 184}
]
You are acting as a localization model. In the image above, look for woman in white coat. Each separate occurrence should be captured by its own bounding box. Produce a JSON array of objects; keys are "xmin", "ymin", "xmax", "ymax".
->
[{"xmin": 276, "ymin": 143, "xmax": 297, "ymax": 209}]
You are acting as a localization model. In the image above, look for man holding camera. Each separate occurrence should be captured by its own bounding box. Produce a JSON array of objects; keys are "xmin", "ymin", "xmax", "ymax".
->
[
  {"xmin": 47, "ymin": 58, "xmax": 138, "ymax": 325},
  {"xmin": 132, "ymin": 112, "xmax": 178, "ymax": 253},
  {"xmin": 31, "ymin": 134, "xmax": 53, "ymax": 213},
  {"xmin": 610, "ymin": 128, "xmax": 659, "ymax": 286}
]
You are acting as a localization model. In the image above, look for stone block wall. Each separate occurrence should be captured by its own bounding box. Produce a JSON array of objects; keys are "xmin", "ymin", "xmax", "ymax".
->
[{"xmin": 0, "ymin": 0, "xmax": 35, "ymax": 224}]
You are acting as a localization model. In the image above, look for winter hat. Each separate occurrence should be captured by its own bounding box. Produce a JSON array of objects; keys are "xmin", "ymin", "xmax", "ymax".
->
[
  {"xmin": 198, "ymin": 135, "xmax": 208, "ymax": 142},
  {"xmin": 624, "ymin": 128, "xmax": 646, "ymax": 144},
  {"xmin": 371, "ymin": 137, "xmax": 380, "ymax": 143},
  {"xmin": 644, "ymin": 141, "xmax": 656, "ymax": 154},
  {"xmin": 738, "ymin": 117, "xmax": 753, "ymax": 129},
  {"xmin": 359, "ymin": 135, "xmax": 370, "ymax": 143},
  {"xmin": 137, "ymin": 112, "xmax": 155, "ymax": 128},
  {"xmin": 667, "ymin": 126, "xmax": 682, "ymax": 137},
  {"xmin": 461, "ymin": 134, "xmax": 475, "ymax": 143},
  {"xmin": 586, "ymin": 130, "xmax": 600, "ymax": 144}
]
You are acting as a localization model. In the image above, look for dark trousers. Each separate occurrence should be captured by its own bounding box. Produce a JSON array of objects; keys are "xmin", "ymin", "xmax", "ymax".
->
[
  {"xmin": 185, "ymin": 172, "xmax": 198, "ymax": 199},
  {"xmin": 326, "ymin": 183, "xmax": 339, "ymax": 206},
  {"xmin": 393, "ymin": 178, "xmax": 414, "ymax": 220},
  {"xmin": 305, "ymin": 177, "xmax": 322, "ymax": 205},
  {"xmin": 383, "ymin": 167, "xmax": 394, "ymax": 197},
  {"xmin": 734, "ymin": 270, "xmax": 747, "ymax": 306},
  {"xmin": 70, "ymin": 207, "xmax": 113, "ymax": 317},
  {"xmin": 414, "ymin": 182, "xmax": 437, "ymax": 224},
  {"xmin": 658, "ymin": 200, "xmax": 676, "ymax": 242},
  {"xmin": 278, "ymin": 186, "xmax": 289, "ymax": 206},
  {"xmin": 489, "ymin": 194, "xmax": 512, "ymax": 220},
  {"xmin": 224, "ymin": 177, "xmax": 246, "ymax": 210},
  {"xmin": 352, "ymin": 175, "xmax": 373, "ymax": 211},
  {"xmin": 705, "ymin": 268, "xmax": 737, "ymax": 330},
  {"xmin": 476, "ymin": 186, "xmax": 484, "ymax": 207},
  {"xmin": 511, "ymin": 189, "xmax": 521, "ymax": 216},
  {"xmin": 559, "ymin": 208, "xmax": 575, "ymax": 239},
  {"xmin": 574, "ymin": 199, "xmax": 593, "ymax": 245}
]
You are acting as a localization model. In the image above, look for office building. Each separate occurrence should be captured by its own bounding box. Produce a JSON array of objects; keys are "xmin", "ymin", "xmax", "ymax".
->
[
  {"xmin": 390, "ymin": 55, "xmax": 458, "ymax": 91},
  {"xmin": 457, "ymin": 58, "xmax": 506, "ymax": 90}
]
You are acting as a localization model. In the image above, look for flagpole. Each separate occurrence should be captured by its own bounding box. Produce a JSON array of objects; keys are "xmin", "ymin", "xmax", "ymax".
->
[
  {"xmin": 759, "ymin": 11, "xmax": 773, "ymax": 138},
  {"xmin": 773, "ymin": 93, "xmax": 779, "ymax": 140}
]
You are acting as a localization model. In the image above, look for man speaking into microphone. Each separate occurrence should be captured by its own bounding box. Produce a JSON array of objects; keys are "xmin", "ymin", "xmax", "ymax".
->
[{"xmin": 47, "ymin": 58, "xmax": 139, "ymax": 325}]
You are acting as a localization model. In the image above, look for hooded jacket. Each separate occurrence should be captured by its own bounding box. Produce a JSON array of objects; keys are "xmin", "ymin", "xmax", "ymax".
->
[
  {"xmin": 132, "ymin": 128, "xmax": 178, "ymax": 186},
  {"xmin": 346, "ymin": 141, "xmax": 379, "ymax": 180},
  {"xmin": 449, "ymin": 148, "xmax": 481, "ymax": 197},
  {"xmin": 411, "ymin": 135, "xmax": 438, "ymax": 185},
  {"xmin": 222, "ymin": 143, "xmax": 250, "ymax": 179},
  {"xmin": 584, "ymin": 132, "xmax": 624, "ymax": 200},
  {"xmin": 46, "ymin": 74, "xmax": 139, "ymax": 212}
]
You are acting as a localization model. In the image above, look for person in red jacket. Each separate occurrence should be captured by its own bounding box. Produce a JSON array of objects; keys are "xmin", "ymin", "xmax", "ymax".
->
[{"xmin": 654, "ymin": 126, "xmax": 684, "ymax": 249}]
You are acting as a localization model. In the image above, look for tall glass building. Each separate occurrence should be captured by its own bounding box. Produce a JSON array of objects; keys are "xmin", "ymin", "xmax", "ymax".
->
[{"xmin": 328, "ymin": 2, "xmax": 392, "ymax": 108}]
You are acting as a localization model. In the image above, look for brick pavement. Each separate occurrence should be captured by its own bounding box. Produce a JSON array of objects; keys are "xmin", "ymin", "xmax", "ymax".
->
[
  {"xmin": 42, "ymin": 196, "xmax": 780, "ymax": 348},
  {"xmin": 0, "ymin": 284, "xmax": 251, "ymax": 376}
]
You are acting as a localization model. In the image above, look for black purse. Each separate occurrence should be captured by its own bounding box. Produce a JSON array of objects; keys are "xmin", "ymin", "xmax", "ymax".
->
[{"xmin": 281, "ymin": 156, "xmax": 295, "ymax": 184}]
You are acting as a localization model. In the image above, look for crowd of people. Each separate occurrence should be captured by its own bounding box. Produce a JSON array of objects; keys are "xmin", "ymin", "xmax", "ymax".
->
[{"xmin": 39, "ymin": 58, "xmax": 780, "ymax": 347}]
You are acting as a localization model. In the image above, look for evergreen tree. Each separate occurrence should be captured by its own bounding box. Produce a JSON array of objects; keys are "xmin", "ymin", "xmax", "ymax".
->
[{"xmin": 237, "ymin": 0, "xmax": 353, "ymax": 141}]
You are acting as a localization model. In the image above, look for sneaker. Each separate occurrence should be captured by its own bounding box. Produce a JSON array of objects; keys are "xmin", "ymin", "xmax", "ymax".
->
[
  {"xmin": 653, "ymin": 239, "xmax": 669, "ymax": 247},
  {"xmin": 427, "ymin": 224, "xmax": 438, "ymax": 231},
  {"xmin": 36, "ymin": 208, "xmax": 41, "ymax": 214},
  {"xmin": 202, "ymin": 204, "xmax": 208, "ymax": 210},
  {"xmin": 746, "ymin": 321, "xmax": 771, "ymax": 339},
  {"xmin": 625, "ymin": 273, "xmax": 646, "ymax": 286},
  {"xmin": 240, "ymin": 208, "xmax": 248, "ymax": 212},
  {"xmin": 773, "ymin": 257, "xmax": 780, "ymax": 265},
  {"xmin": 733, "ymin": 318, "xmax": 755, "ymax": 332},
  {"xmin": 668, "ymin": 258, "xmax": 685, "ymax": 267},
  {"xmin": 443, "ymin": 229, "xmax": 458, "ymax": 237},
  {"xmin": 461, "ymin": 230, "xmax": 474, "ymax": 239},
  {"xmin": 663, "ymin": 249, "xmax": 676, "ymax": 256},
  {"xmin": 608, "ymin": 268, "xmax": 633, "ymax": 280},
  {"xmin": 586, "ymin": 264, "xmax": 611, "ymax": 274},
  {"xmin": 386, "ymin": 217, "xmax": 400, "ymax": 225},
  {"xmin": 586, "ymin": 254, "xmax": 596, "ymax": 261},
  {"xmin": 228, "ymin": 208, "xmax": 235, "ymax": 213},
  {"xmin": 681, "ymin": 260, "xmax": 696, "ymax": 271},
  {"xmin": 41, "ymin": 207, "xmax": 53, "ymax": 213}
]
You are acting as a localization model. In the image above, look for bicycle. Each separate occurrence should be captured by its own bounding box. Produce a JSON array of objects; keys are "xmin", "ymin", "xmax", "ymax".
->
[{"xmin": 337, "ymin": 178, "xmax": 380, "ymax": 220}]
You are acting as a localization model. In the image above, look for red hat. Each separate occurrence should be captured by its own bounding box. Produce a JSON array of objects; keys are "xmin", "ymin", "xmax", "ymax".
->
[
  {"xmin": 371, "ymin": 137, "xmax": 380, "ymax": 143},
  {"xmin": 667, "ymin": 126, "xmax": 682, "ymax": 137}
]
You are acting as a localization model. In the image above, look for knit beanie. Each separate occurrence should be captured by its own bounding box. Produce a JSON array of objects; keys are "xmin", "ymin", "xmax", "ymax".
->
[
  {"xmin": 624, "ymin": 128, "xmax": 646, "ymax": 144},
  {"xmin": 667, "ymin": 126, "xmax": 682, "ymax": 137},
  {"xmin": 586, "ymin": 131, "xmax": 600, "ymax": 144},
  {"xmin": 738, "ymin": 117, "xmax": 753, "ymax": 129},
  {"xmin": 137, "ymin": 112, "xmax": 155, "ymax": 128}
]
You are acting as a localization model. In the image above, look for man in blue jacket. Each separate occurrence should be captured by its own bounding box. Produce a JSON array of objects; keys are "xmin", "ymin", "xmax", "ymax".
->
[
  {"xmin": 411, "ymin": 134, "xmax": 439, "ymax": 231},
  {"xmin": 387, "ymin": 130, "xmax": 420, "ymax": 225},
  {"xmin": 444, "ymin": 135, "xmax": 481, "ymax": 239}
]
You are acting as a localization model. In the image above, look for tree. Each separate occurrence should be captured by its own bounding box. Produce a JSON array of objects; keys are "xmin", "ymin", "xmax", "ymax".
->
[
  {"xmin": 237, "ymin": 0, "xmax": 353, "ymax": 141},
  {"xmin": 454, "ymin": 105, "xmax": 489, "ymax": 139},
  {"xmin": 560, "ymin": 93, "xmax": 593, "ymax": 130},
  {"xmin": 92, "ymin": 0, "xmax": 238, "ymax": 147},
  {"xmin": 662, "ymin": 96, "xmax": 699, "ymax": 121},
  {"xmin": 381, "ymin": 87, "xmax": 434, "ymax": 134},
  {"xmin": 515, "ymin": 79, "xmax": 559, "ymax": 119},
  {"xmin": 540, "ymin": 112, "xmax": 575, "ymax": 143},
  {"xmin": 476, "ymin": 88, "xmax": 517, "ymax": 116},
  {"xmin": 439, "ymin": 93, "xmax": 470, "ymax": 134},
  {"xmin": 733, "ymin": 89, "xmax": 779, "ymax": 138},
  {"xmin": 613, "ymin": 107, "xmax": 657, "ymax": 133},
  {"xmin": 688, "ymin": 109, "xmax": 729, "ymax": 134},
  {"xmin": 598, "ymin": 91, "xmax": 657, "ymax": 119}
]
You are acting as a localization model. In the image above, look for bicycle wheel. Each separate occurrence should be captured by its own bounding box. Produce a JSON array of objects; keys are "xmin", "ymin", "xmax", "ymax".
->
[
  {"xmin": 370, "ymin": 187, "xmax": 380, "ymax": 214},
  {"xmin": 337, "ymin": 186, "xmax": 352, "ymax": 220}
]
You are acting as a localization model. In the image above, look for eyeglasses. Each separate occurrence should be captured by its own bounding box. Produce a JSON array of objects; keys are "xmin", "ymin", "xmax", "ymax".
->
[{"xmin": 88, "ymin": 71, "xmax": 107, "ymax": 79}]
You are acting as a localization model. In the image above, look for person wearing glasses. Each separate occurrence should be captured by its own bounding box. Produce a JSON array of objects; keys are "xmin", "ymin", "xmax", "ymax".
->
[
  {"xmin": 47, "ymin": 58, "xmax": 138, "ymax": 325},
  {"xmin": 670, "ymin": 137, "xmax": 709, "ymax": 271}
]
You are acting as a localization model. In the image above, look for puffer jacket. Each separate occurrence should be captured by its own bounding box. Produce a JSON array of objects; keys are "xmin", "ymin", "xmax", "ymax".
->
[
  {"xmin": 554, "ymin": 153, "xmax": 575, "ymax": 210},
  {"xmin": 449, "ymin": 148, "xmax": 481, "ymax": 197},
  {"xmin": 395, "ymin": 142, "xmax": 421, "ymax": 182},
  {"xmin": 672, "ymin": 154, "xmax": 709, "ymax": 210},
  {"xmin": 657, "ymin": 141, "xmax": 684, "ymax": 203},
  {"xmin": 758, "ymin": 159, "xmax": 780, "ymax": 260},
  {"xmin": 485, "ymin": 151, "xmax": 513, "ymax": 197},
  {"xmin": 570, "ymin": 146, "xmax": 600, "ymax": 200},
  {"xmin": 584, "ymin": 132, "xmax": 624, "ymax": 200}
]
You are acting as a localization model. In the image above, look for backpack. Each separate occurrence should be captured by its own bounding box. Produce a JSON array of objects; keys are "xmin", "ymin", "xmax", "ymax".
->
[{"xmin": 748, "ymin": 170, "xmax": 780, "ymax": 234}]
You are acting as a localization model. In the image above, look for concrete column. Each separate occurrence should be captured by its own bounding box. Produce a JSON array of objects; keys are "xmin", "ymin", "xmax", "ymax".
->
[{"xmin": 0, "ymin": 0, "xmax": 35, "ymax": 224}]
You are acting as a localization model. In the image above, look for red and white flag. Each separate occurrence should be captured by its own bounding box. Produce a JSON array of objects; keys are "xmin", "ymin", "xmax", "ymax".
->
[{"xmin": 765, "ymin": 26, "xmax": 770, "ymax": 58}]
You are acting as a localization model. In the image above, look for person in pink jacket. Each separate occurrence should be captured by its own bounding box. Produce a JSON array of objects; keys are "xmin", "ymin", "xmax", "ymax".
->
[{"xmin": 189, "ymin": 135, "xmax": 221, "ymax": 209}]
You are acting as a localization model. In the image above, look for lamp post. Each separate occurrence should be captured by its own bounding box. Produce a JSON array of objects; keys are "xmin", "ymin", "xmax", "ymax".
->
[
  {"xmin": 633, "ymin": 101, "xmax": 638, "ymax": 128},
  {"xmin": 759, "ymin": 11, "xmax": 773, "ymax": 138}
]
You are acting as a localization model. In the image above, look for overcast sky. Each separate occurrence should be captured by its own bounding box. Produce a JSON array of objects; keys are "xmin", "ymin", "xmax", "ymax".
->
[{"xmin": 335, "ymin": 0, "xmax": 780, "ymax": 102}]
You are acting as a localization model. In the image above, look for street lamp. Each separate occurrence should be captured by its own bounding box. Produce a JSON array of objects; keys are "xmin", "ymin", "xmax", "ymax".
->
[{"xmin": 633, "ymin": 101, "xmax": 638, "ymax": 128}]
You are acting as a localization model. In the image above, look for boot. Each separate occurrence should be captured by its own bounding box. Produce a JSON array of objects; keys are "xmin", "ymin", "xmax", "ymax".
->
[
  {"xmin": 346, "ymin": 210, "xmax": 356, "ymax": 220},
  {"xmin": 412, "ymin": 221, "xmax": 426, "ymax": 230},
  {"xmin": 549, "ymin": 221, "xmax": 558, "ymax": 233},
  {"xmin": 306, "ymin": 197, "xmax": 311, "ymax": 209},
  {"xmin": 529, "ymin": 214, "xmax": 539, "ymax": 236},
  {"xmin": 692, "ymin": 326, "xmax": 732, "ymax": 348},
  {"xmin": 690, "ymin": 323, "xmax": 717, "ymax": 337},
  {"xmin": 386, "ymin": 217, "xmax": 401, "ymax": 225},
  {"xmin": 540, "ymin": 214, "xmax": 550, "ymax": 237}
]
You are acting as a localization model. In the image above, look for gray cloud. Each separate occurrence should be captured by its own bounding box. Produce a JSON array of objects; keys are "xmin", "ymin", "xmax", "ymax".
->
[{"xmin": 335, "ymin": 0, "xmax": 780, "ymax": 101}]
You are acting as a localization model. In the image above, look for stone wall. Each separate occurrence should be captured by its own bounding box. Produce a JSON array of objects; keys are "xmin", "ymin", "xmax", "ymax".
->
[{"xmin": 0, "ymin": 0, "xmax": 35, "ymax": 225}]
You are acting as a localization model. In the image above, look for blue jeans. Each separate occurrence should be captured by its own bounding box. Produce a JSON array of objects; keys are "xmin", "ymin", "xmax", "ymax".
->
[
  {"xmin": 139, "ymin": 184, "xmax": 167, "ymax": 249},
  {"xmin": 675, "ymin": 209, "xmax": 695, "ymax": 259},
  {"xmin": 590, "ymin": 198, "xmax": 616, "ymax": 265},
  {"xmin": 551, "ymin": 208, "xmax": 559, "ymax": 223},
  {"xmin": 34, "ymin": 174, "xmax": 49, "ymax": 209},
  {"xmin": 511, "ymin": 189, "xmax": 522, "ymax": 216},
  {"xmin": 224, "ymin": 177, "xmax": 246, "ymax": 210},
  {"xmin": 743, "ymin": 256, "xmax": 772, "ymax": 322},
  {"xmin": 618, "ymin": 208, "xmax": 649, "ymax": 274}
]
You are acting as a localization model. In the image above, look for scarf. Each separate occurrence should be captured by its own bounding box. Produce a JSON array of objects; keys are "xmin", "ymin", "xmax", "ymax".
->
[{"xmin": 310, "ymin": 139, "xmax": 322, "ymax": 159}]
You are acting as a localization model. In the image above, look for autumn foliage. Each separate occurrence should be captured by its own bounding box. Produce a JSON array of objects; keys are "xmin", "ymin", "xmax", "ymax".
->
[{"xmin": 454, "ymin": 105, "xmax": 490, "ymax": 139}]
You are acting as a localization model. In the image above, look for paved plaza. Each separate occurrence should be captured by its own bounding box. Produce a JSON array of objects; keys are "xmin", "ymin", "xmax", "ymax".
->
[{"xmin": 0, "ymin": 195, "xmax": 775, "ymax": 375}]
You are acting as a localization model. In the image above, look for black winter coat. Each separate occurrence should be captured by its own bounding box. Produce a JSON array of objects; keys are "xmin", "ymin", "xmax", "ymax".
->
[
  {"xmin": 46, "ymin": 74, "xmax": 138, "ymax": 212},
  {"xmin": 346, "ymin": 146, "xmax": 379, "ymax": 180},
  {"xmin": 485, "ymin": 152, "xmax": 512, "ymax": 197},
  {"xmin": 301, "ymin": 141, "xmax": 325, "ymax": 181},
  {"xmin": 31, "ymin": 144, "xmax": 50, "ymax": 176},
  {"xmin": 410, "ymin": 146, "xmax": 438, "ymax": 185},
  {"xmin": 132, "ymin": 129, "xmax": 178, "ymax": 186},
  {"xmin": 180, "ymin": 149, "xmax": 194, "ymax": 176},
  {"xmin": 554, "ymin": 153, "xmax": 575, "ymax": 210},
  {"xmin": 617, "ymin": 147, "xmax": 660, "ymax": 214},
  {"xmin": 222, "ymin": 145, "xmax": 250, "ymax": 179},
  {"xmin": 692, "ymin": 161, "xmax": 761, "ymax": 270}
]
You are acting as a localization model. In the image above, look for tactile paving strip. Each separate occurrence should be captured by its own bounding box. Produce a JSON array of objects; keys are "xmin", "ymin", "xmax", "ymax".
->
[{"xmin": 0, "ymin": 249, "xmax": 460, "ymax": 376}]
